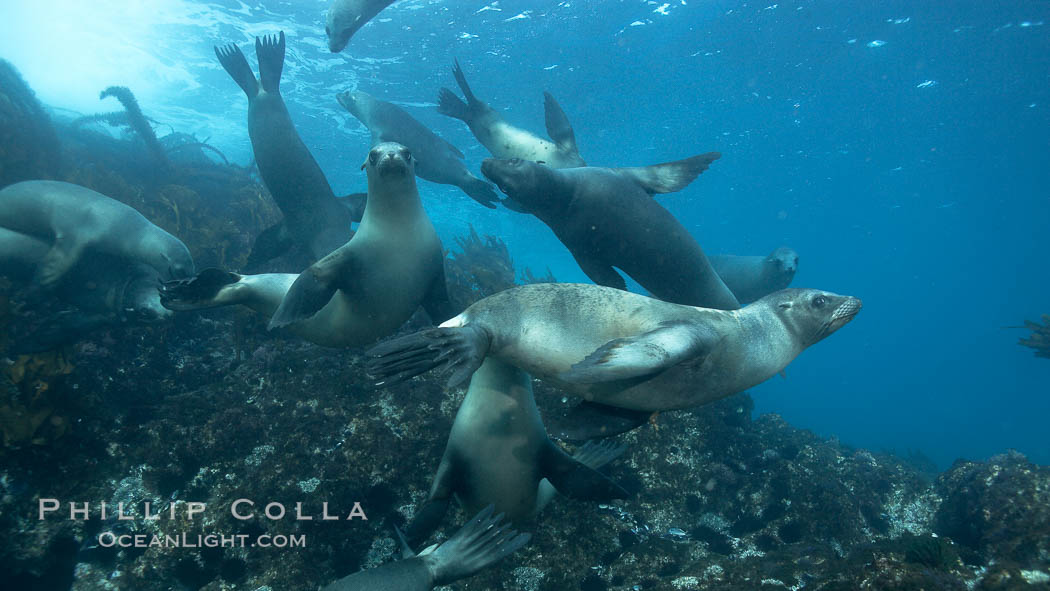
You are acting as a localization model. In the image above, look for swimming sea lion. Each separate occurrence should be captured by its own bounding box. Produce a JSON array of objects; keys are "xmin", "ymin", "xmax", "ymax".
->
[
  {"xmin": 0, "ymin": 180, "xmax": 194, "ymax": 289},
  {"xmin": 325, "ymin": 0, "xmax": 398, "ymax": 52},
  {"xmin": 368, "ymin": 283, "xmax": 861, "ymax": 414},
  {"xmin": 215, "ymin": 31, "xmax": 353, "ymax": 263},
  {"xmin": 403, "ymin": 357, "xmax": 628, "ymax": 544},
  {"xmin": 480, "ymin": 156, "xmax": 740, "ymax": 309},
  {"xmin": 321, "ymin": 505, "xmax": 529, "ymax": 591},
  {"xmin": 0, "ymin": 227, "xmax": 172, "ymax": 351},
  {"xmin": 160, "ymin": 143, "xmax": 453, "ymax": 347},
  {"xmin": 437, "ymin": 60, "xmax": 585, "ymax": 169},
  {"xmin": 337, "ymin": 90, "xmax": 499, "ymax": 208},
  {"xmin": 710, "ymin": 247, "xmax": 799, "ymax": 305}
]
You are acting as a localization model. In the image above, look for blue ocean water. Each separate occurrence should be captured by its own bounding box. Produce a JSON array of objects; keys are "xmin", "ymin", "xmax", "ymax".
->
[{"xmin": 3, "ymin": 0, "xmax": 1047, "ymax": 469}]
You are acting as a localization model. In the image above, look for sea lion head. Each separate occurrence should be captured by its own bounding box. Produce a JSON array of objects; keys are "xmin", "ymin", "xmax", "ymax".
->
[
  {"xmin": 764, "ymin": 246, "xmax": 799, "ymax": 287},
  {"xmin": 337, "ymin": 90, "xmax": 373, "ymax": 122},
  {"xmin": 765, "ymin": 288, "xmax": 862, "ymax": 347},
  {"xmin": 325, "ymin": 0, "xmax": 366, "ymax": 53},
  {"xmin": 481, "ymin": 158, "xmax": 560, "ymax": 212},
  {"xmin": 364, "ymin": 142, "xmax": 415, "ymax": 182},
  {"xmin": 143, "ymin": 232, "xmax": 195, "ymax": 281},
  {"xmin": 124, "ymin": 275, "xmax": 174, "ymax": 323}
]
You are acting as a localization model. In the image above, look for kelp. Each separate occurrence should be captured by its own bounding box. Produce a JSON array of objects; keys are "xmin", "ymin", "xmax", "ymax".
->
[
  {"xmin": 1019, "ymin": 314, "xmax": 1050, "ymax": 359},
  {"xmin": 444, "ymin": 226, "xmax": 557, "ymax": 311},
  {"xmin": 0, "ymin": 59, "xmax": 62, "ymax": 185}
]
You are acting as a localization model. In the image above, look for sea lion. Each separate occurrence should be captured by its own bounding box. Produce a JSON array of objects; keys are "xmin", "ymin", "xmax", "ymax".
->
[
  {"xmin": 367, "ymin": 283, "xmax": 861, "ymax": 415},
  {"xmin": 321, "ymin": 505, "xmax": 529, "ymax": 591},
  {"xmin": 437, "ymin": 60, "xmax": 585, "ymax": 169},
  {"xmin": 325, "ymin": 0, "xmax": 398, "ymax": 52},
  {"xmin": 403, "ymin": 357, "xmax": 628, "ymax": 545},
  {"xmin": 710, "ymin": 247, "xmax": 799, "ymax": 305},
  {"xmin": 0, "ymin": 227, "xmax": 171, "ymax": 351},
  {"xmin": 480, "ymin": 157, "xmax": 740, "ymax": 309},
  {"xmin": 337, "ymin": 90, "xmax": 499, "ymax": 208},
  {"xmin": 0, "ymin": 180, "xmax": 194, "ymax": 289},
  {"xmin": 215, "ymin": 32, "xmax": 353, "ymax": 263},
  {"xmin": 160, "ymin": 143, "xmax": 453, "ymax": 347}
]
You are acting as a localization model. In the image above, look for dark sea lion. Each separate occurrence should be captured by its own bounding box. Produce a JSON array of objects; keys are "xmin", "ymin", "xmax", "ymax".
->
[
  {"xmin": 325, "ymin": 0, "xmax": 398, "ymax": 52},
  {"xmin": 337, "ymin": 90, "xmax": 499, "ymax": 208},
  {"xmin": 403, "ymin": 357, "xmax": 628, "ymax": 544},
  {"xmin": 368, "ymin": 283, "xmax": 862, "ymax": 415},
  {"xmin": 160, "ymin": 143, "xmax": 453, "ymax": 347},
  {"xmin": 710, "ymin": 247, "xmax": 799, "ymax": 305},
  {"xmin": 0, "ymin": 180, "xmax": 194, "ymax": 289},
  {"xmin": 321, "ymin": 505, "xmax": 529, "ymax": 591},
  {"xmin": 437, "ymin": 60, "xmax": 585, "ymax": 169},
  {"xmin": 215, "ymin": 31, "xmax": 353, "ymax": 262},
  {"xmin": 0, "ymin": 227, "xmax": 171, "ymax": 351},
  {"xmin": 480, "ymin": 157, "xmax": 739, "ymax": 309}
]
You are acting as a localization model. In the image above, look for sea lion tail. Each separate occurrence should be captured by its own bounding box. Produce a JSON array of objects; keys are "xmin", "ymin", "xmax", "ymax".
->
[
  {"xmin": 437, "ymin": 87, "xmax": 472, "ymax": 121},
  {"xmin": 214, "ymin": 43, "xmax": 259, "ymax": 99},
  {"xmin": 366, "ymin": 325, "xmax": 490, "ymax": 389},
  {"xmin": 268, "ymin": 266, "xmax": 335, "ymax": 329},
  {"xmin": 255, "ymin": 31, "xmax": 285, "ymax": 94},
  {"xmin": 460, "ymin": 176, "xmax": 499, "ymax": 209},
  {"xmin": 426, "ymin": 505, "xmax": 531, "ymax": 586},
  {"xmin": 159, "ymin": 268, "xmax": 241, "ymax": 311}
]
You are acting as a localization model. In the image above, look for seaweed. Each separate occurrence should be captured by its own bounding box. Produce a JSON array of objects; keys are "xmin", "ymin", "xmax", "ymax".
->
[
  {"xmin": 98, "ymin": 86, "xmax": 172, "ymax": 176},
  {"xmin": 444, "ymin": 225, "xmax": 518, "ymax": 309},
  {"xmin": 0, "ymin": 59, "xmax": 62, "ymax": 185},
  {"xmin": 1018, "ymin": 314, "xmax": 1050, "ymax": 359}
]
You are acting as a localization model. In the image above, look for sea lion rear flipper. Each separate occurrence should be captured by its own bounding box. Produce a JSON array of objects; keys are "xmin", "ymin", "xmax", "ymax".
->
[
  {"xmin": 543, "ymin": 92, "xmax": 581, "ymax": 158},
  {"xmin": 245, "ymin": 220, "xmax": 293, "ymax": 268},
  {"xmin": 615, "ymin": 152, "xmax": 721, "ymax": 194},
  {"xmin": 367, "ymin": 325, "xmax": 491, "ymax": 388},
  {"xmin": 459, "ymin": 176, "xmax": 499, "ymax": 209},
  {"xmin": 255, "ymin": 31, "xmax": 285, "ymax": 94},
  {"xmin": 560, "ymin": 321, "xmax": 719, "ymax": 384},
  {"xmin": 552, "ymin": 402, "xmax": 651, "ymax": 440},
  {"xmin": 572, "ymin": 439, "xmax": 629, "ymax": 469},
  {"xmin": 437, "ymin": 87, "xmax": 471, "ymax": 122},
  {"xmin": 336, "ymin": 192, "xmax": 368, "ymax": 223},
  {"xmin": 451, "ymin": 59, "xmax": 482, "ymax": 108},
  {"xmin": 427, "ymin": 506, "xmax": 531, "ymax": 585},
  {"xmin": 420, "ymin": 267, "xmax": 456, "ymax": 323},
  {"xmin": 539, "ymin": 440, "xmax": 629, "ymax": 501},
  {"xmin": 214, "ymin": 42, "xmax": 259, "ymax": 99}
]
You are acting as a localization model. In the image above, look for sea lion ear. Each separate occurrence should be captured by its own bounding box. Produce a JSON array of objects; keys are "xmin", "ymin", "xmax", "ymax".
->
[
  {"xmin": 778, "ymin": 302, "xmax": 792, "ymax": 309},
  {"xmin": 360, "ymin": 161, "xmax": 366, "ymax": 170}
]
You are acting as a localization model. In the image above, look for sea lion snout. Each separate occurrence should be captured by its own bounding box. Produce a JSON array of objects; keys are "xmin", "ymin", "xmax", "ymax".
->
[
  {"xmin": 832, "ymin": 296, "xmax": 863, "ymax": 323},
  {"xmin": 369, "ymin": 142, "xmax": 413, "ymax": 176}
]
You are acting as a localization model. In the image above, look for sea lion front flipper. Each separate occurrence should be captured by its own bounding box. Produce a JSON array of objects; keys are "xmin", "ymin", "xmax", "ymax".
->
[
  {"xmin": 405, "ymin": 453, "xmax": 458, "ymax": 547},
  {"xmin": 214, "ymin": 42, "xmax": 259, "ymax": 99},
  {"xmin": 159, "ymin": 268, "xmax": 242, "ymax": 311},
  {"xmin": 560, "ymin": 321, "xmax": 719, "ymax": 384},
  {"xmin": 336, "ymin": 192, "xmax": 368, "ymax": 223},
  {"xmin": 255, "ymin": 31, "xmax": 285, "ymax": 94},
  {"xmin": 420, "ymin": 267, "xmax": 456, "ymax": 324},
  {"xmin": 615, "ymin": 152, "xmax": 721, "ymax": 194},
  {"xmin": 35, "ymin": 238, "xmax": 82, "ymax": 290},
  {"xmin": 458, "ymin": 176, "xmax": 499, "ymax": 209},
  {"xmin": 426, "ymin": 505, "xmax": 531, "ymax": 586},
  {"xmin": 539, "ymin": 440, "xmax": 629, "ymax": 501},
  {"xmin": 245, "ymin": 220, "xmax": 293, "ymax": 268},
  {"xmin": 573, "ymin": 255, "xmax": 627, "ymax": 291},
  {"xmin": 543, "ymin": 92, "xmax": 581, "ymax": 158},
  {"xmin": 551, "ymin": 402, "xmax": 654, "ymax": 440},
  {"xmin": 268, "ymin": 245, "xmax": 354, "ymax": 328}
]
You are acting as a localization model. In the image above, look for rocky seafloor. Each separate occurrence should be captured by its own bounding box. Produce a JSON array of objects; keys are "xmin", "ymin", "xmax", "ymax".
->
[{"xmin": 2, "ymin": 306, "xmax": 1049, "ymax": 591}]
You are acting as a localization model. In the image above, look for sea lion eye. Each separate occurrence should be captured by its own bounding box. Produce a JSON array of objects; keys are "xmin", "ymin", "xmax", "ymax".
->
[
  {"xmin": 325, "ymin": 26, "xmax": 330, "ymax": 35},
  {"xmin": 812, "ymin": 295, "xmax": 827, "ymax": 308},
  {"xmin": 400, "ymin": 148, "xmax": 412, "ymax": 161},
  {"xmin": 509, "ymin": 158, "xmax": 522, "ymax": 165}
]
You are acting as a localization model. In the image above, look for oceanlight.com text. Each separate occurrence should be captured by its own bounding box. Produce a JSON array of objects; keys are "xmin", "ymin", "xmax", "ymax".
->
[{"xmin": 97, "ymin": 532, "xmax": 306, "ymax": 549}]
